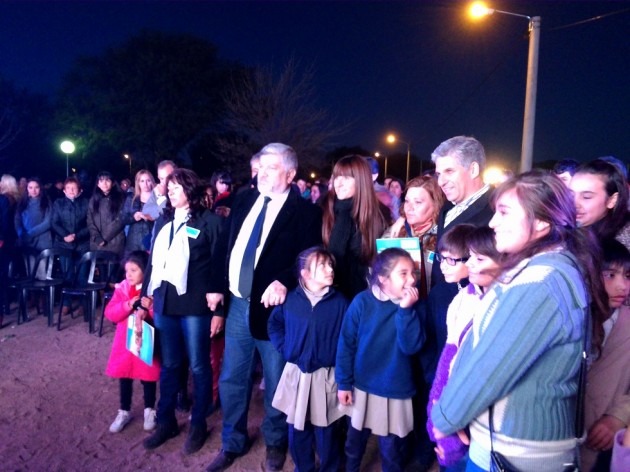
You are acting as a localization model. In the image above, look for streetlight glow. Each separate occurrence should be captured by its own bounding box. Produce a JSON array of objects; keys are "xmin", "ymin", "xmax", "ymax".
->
[
  {"xmin": 470, "ymin": 2, "xmax": 492, "ymax": 18},
  {"xmin": 60, "ymin": 140, "xmax": 75, "ymax": 178},
  {"xmin": 386, "ymin": 134, "xmax": 396, "ymax": 144},
  {"xmin": 385, "ymin": 133, "xmax": 411, "ymax": 183}
]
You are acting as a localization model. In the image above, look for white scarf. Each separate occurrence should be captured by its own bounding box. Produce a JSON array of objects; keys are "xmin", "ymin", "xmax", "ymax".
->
[{"xmin": 147, "ymin": 208, "xmax": 191, "ymax": 296}]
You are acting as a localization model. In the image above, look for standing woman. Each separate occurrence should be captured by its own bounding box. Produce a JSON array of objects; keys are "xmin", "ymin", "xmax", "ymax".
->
[
  {"xmin": 142, "ymin": 168, "xmax": 225, "ymax": 456},
  {"xmin": 87, "ymin": 171, "xmax": 126, "ymax": 256},
  {"xmin": 432, "ymin": 171, "xmax": 608, "ymax": 471},
  {"xmin": 384, "ymin": 175, "xmax": 446, "ymax": 298},
  {"xmin": 322, "ymin": 155, "xmax": 389, "ymax": 299},
  {"xmin": 122, "ymin": 170, "xmax": 155, "ymax": 255},
  {"xmin": 15, "ymin": 177, "xmax": 53, "ymax": 277},
  {"xmin": 569, "ymin": 159, "xmax": 630, "ymax": 248}
]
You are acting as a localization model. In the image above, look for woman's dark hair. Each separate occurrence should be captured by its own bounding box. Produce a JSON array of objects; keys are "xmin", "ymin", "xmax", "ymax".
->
[
  {"xmin": 311, "ymin": 183, "xmax": 328, "ymax": 205},
  {"xmin": 437, "ymin": 224, "xmax": 476, "ymax": 258},
  {"xmin": 368, "ymin": 247, "xmax": 414, "ymax": 288},
  {"xmin": 602, "ymin": 238, "xmax": 630, "ymax": 273},
  {"xmin": 467, "ymin": 226, "xmax": 501, "ymax": 261},
  {"xmin": 90, "ymin": 171, "xmax": 124, "ymax": 214},
  {"xmin": 296, "ymin": 246, "xmax": 335, "ymax": 280},
  {"xmin": 492, "ymin": 170, "xmax": 608, "ymax": 352},
  {"xmin": 574, "ymin": 159, "xmax": 629, "ymax": 240},
  {"xmin": 210, "ymin": 170, "xmax": 233, "ymax": 191},
  {"xmin": 123, "ymin": 250, "xmax": 149, "ymax": 274},
  {"xmin": 18, "ymin": 177, "xmax": 49, "ymax": 214},
  {"xmin": 323, "ymin": 155, "xmax": 388, "ymax": 263},
  {"xmin": 163, "ymin": 168, "xmax": 205, "ymax": 221}
]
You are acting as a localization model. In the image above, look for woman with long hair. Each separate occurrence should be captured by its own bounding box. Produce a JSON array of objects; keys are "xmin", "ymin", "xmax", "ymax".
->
[
  {"xmin": 432, "ymin": 170, "xmax": 607, "ymax": 471},
  {"xmin": 122, "ymin": 169, "xmax": 155, "ymax": 255},
  {"xmin": 15, "ymin": 177, "xmax": 53, "ymax": 277},
  {"xmin": 322, "ymin": 155, "xmax": 389, "ymax": 299},
  {"xmin": 87, "ymin": 171, "xmax": 126, "ymax": 256},
  {"xmin": 569, "ymin": 159, "xmax": 630, "ymax": 248},
  {"xmin": 384, "ymin": 175, "xmax": 446, "ymax": 298}
]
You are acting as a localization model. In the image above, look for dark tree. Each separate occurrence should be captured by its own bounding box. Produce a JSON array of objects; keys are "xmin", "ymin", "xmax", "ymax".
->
[{"xmin": 53, "ymin": 31, "xmax": 243, "ymax": 173}]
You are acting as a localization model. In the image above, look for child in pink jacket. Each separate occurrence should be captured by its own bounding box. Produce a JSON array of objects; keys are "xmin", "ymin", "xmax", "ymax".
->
[{"xmin": 105, "ymin": 250, "xmax": 160, "ymax": 433}]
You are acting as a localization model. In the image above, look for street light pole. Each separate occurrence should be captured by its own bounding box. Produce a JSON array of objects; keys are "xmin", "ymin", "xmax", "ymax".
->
[
  {"xmin": 469, "ymin": 2, "xmax": 540, "ymax": 172},
  {"xmin": 124, "ymin": 154, "xmax": 132, "ymax": 174},
  {"xmin": 60, "ymin": 140, "xmax": 76, "ymax": 178},
  {"xmin": 375, "ymin": 152, "xmax": 389, "ymax": 177},
  {"xmin": 521, "ymin": 16, "xmax": 540, "ymax": 173},
  {"xmin": 386, "ymin": 134, "xmax": 411, "ymax": 183}
]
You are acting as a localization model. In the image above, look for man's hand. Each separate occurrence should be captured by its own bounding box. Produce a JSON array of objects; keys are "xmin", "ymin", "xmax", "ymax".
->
[
  {"xmin": 260, "ymin": 281, "xmax": 287, "ymax": 308},
  {"xmin": 206, "ymin": 293, "xmax": 224, "ymax": 312}
]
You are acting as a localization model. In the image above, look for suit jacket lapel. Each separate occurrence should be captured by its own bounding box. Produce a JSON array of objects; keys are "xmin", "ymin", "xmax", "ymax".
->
[{"xmin": 259, "ymin": 189, "xmax": 298, "ymax": 258}]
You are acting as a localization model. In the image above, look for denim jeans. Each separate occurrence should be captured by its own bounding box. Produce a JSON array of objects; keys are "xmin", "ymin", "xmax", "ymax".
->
[
  {"xmin": 219, "ymin": 295, "xmax": 287, "ymax": 454},
  {"xmin": 155, "ymin": 313, "xmax": 212, "ymax": 428}
]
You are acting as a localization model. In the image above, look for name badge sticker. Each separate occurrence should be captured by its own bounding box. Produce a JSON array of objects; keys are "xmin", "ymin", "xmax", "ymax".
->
[
  {"xmin": 186, "ymin": 226, "xmax": 201, "ymax": 239},
  {"xmin": 428, "ymin": 251, "xmax": 436, "ymax": 263}
]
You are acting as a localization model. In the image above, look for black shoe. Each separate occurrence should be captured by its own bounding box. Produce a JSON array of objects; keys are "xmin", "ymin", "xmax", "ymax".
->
[
  {"xmin": 265, "ymin": 446, "xmax": 286, "ymax": 471},
  {"xmin": 143, "ymin": 423, "xmax": 179, "ymax": 450},
  {"xmin": 183, "ymin": 424, "xmax": 207, "ymax": 455},
  {"xmin": 205, "ymin": 450, "xmax": 239, "ymax": 472}
]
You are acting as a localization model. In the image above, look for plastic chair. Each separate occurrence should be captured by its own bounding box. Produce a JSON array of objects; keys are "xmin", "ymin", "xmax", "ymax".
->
[
  {"xmin": 17, "ymin": 248, "xmax": 73, "ymax": 326},
  {"xmin": 98, "ymin": 290, "xmax": 115, "ymax": 337},
  {"xmin": 57, "ymin": 250, "xmax": 121, "ymax": 333}
]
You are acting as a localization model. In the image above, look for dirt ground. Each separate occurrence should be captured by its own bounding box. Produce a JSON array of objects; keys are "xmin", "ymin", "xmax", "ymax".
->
[{"xmin": 0, "ymin": 304, "xmax": 438, "ymax": 472}]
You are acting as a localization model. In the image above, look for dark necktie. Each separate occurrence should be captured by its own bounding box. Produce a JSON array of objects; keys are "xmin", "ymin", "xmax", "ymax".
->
[{"xmin": 238, "ymin": 196, "xmax": 271, "ymax": 299}]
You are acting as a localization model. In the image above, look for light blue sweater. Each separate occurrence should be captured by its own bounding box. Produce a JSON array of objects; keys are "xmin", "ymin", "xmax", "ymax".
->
[{"xmin": 431, "ymin": 250, "xmax": 587, "ymax": 470}]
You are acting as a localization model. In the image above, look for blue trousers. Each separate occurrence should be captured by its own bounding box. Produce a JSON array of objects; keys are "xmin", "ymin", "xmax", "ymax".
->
[
  {"xmin": 155, "ymin": 313, "xmax": 211, "ymax": 428},
  {"xmin": 289, "ymin": 421, "xmax": 341, "ymax": 472},
  {"xmin": 345, "ymin": 424, "xmax": 408, "ymax": 472},
  {"xmin": 219, "ymin": 296, "xmax": 287, "ymax": 453}
]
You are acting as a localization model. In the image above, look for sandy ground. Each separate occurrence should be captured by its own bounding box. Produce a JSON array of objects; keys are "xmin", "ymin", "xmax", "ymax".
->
[{"xmin": 0, "ymin": 303, "xmax": 420, "ymax": 472}]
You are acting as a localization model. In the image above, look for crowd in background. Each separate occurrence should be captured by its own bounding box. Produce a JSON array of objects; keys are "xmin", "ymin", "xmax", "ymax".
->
[{"xmin": 1, "ymin": 137, "xmax": 629, "ymax": 472}]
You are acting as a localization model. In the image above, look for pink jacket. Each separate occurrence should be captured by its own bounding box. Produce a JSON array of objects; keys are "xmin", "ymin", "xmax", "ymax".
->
[{"xmin": 104, "ymin": 279, "xmax": 160, "ymax": 381}]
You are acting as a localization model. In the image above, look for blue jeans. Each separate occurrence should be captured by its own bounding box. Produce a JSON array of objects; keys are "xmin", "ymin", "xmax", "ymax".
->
[
  {"xmin": 219, "ymin": 295, "xmax": 287, "ymax": 453},
  {"xmin": 155, "ymin": 313, "xmax": 211, "ymax": 428}
]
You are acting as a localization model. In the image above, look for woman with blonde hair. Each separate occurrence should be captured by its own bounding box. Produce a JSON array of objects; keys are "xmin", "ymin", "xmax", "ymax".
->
[
  {"xmin": 122, "ymin": 170, "xmax": 155, "ymax": 255},
  {"xmin": 322, "ymin": 155, "xmax": 389, "ymax": 299},
  {"xmin": 384, "ymin": 175, "xmax": 446, "ymax": 298}
]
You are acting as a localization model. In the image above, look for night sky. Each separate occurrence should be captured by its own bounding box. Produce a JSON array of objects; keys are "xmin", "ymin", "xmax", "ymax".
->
[{"xmin": 1, "ymin": 0, "xmax": 629, "ymax": 175}]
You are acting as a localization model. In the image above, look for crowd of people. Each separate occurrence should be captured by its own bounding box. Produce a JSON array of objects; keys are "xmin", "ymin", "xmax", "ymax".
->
[{"xmin": 1, "ymin": 136, "xmax": 629, "ymax": 472}]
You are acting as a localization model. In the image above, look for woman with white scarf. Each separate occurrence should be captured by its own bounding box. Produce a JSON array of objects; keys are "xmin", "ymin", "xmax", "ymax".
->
[{"xmin": 141, "ymin": 168, "xmax": 225, "ymax": 456}]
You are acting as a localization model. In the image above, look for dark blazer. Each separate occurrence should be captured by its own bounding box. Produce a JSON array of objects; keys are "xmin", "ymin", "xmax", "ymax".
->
[
  {"xmin": 430, "ymin": 189, "xmax": 494, "ymax": 287},
  {"xmin": 51, "ymin": 196, "xmax": 90, "ymax": 252},
  {"xmin": 148, "ymin": 208, "xmax": 224, "ymax": 317},
  {"xmin": 219, "ymin": 186, "xmax": 322, "ymax": 340}
]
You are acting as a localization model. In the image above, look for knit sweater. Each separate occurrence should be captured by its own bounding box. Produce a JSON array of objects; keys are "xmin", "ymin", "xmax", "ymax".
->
[
  {"xmin": 336, "ymin": 288, "xmax": 425, "ymax": 399},
  {"xmin": 15, "ymin": 197, "xmax": 52, "ymax": 251},
  {"xmin": 431, "ymin": 250, "xmax": 587, "ymax": 471},
  {"xmin": 268, "ymin": 285, "xmax": 348, "ymax": 373}
]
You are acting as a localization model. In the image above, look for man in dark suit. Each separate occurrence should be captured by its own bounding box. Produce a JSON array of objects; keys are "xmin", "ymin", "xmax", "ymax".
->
[
  {"xmin": 206, "ymin": 143, "xmax": 322, "ymax": 472},
  {"xmin": 431, "ymin": 135, "xmax": 494, "ymax": 287}
]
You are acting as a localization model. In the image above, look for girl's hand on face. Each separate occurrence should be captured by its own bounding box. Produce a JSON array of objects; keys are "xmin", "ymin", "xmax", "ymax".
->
[
  {"xmin": 338, "ymin": 390, "xmax": 353, "ymax": 406},
  {"xmin": 399, "ymin": 286, "xmax": 419, "ymax": 308}
]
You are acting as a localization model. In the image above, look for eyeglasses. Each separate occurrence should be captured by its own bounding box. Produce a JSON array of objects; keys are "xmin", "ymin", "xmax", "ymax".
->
[{"xmin": 436, "ymin": 254, "xmax": 469, "ymax": 266}]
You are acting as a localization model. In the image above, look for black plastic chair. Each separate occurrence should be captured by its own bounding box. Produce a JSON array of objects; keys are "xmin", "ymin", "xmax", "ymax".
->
[
  {"xmin": 6, "ymin": 251, "xmax": 30, "ymax": 324},
  {"xmin": 18, "ymin": 248, "xmax": 73, "ymax": 326},
  {"xmin": 98, "ymin": 290, "xmax": 115, "ymax": 337},
  {"xmin": 57, "ymin": 250, "xmax": 121, "ymax": 333}
]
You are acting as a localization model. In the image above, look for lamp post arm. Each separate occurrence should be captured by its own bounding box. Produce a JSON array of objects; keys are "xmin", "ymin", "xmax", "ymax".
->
[{"xmin": 492, "ymin": 9, "xmax": 531, "ymax": 21}]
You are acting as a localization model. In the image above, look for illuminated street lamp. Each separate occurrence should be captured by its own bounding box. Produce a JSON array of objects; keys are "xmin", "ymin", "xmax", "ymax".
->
[
  {"xmin": 60, "ymin": 140, "xmax": 75, "ymax": 178},
  {"xmin": 124, "ymin": 153, "xmax": 132, "ymax": 174},
  {"xmin": 374, "ymin": 152, "xmax": 388, "ymax": 177},
  {"xmin": 386, "ymin": 134, "xmax": 411, "ymax": 183},
  {"xmin": 469, "ymin": 1, "xmax": 540, "ymax": 172}
]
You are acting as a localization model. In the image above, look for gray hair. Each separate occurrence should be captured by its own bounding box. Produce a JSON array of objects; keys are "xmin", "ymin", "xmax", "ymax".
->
[
  {"xmin": 259, "ymin": 143, "xmax": 298, "ymax": 172},
  {"xmin": 431, "ymin": 136, "xmax": 486, "ymax": 171},
  {"xmin": 157, "ymin": 159, "xmax": 177, "ymax": 170}
]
